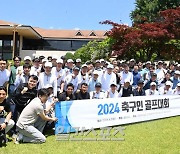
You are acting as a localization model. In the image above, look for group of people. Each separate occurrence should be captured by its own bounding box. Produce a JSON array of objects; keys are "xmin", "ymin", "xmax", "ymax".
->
[{"xmin": 0, "ymin": 55, "xmax": 180, "ymax": 145}]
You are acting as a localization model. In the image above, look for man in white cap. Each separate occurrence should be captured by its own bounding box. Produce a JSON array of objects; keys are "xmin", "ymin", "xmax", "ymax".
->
[
  {"xmin": 65, "ymin": 59, "xmax": 74, "ymax": 74},
  {"xmin": 173, "ymin": 83, "xmax": 180, "ymax": 95},
  {"xmin": 102, "ymin": 64, "xmax": 116, "ymax": 92},
  {"xmin": 88, "ymin": 70, "xmax": 100, "ymax": 92},
  {"xmin": 51, "ymin": 59, "xmax": 65, "ymax": 97},
  {"xmin": 78, "ymin": 64, "xmax": 89, "ymax": 88},
  {"xmin": 75, "ymin": 59, "xmax": 81, "ymax": 68},
  {"xmin": 129, "ymin": 59, "xmax": 136, "ymax": 72},
  {"xmin": 155, "ymin": 60, "xmax": 165, "ymax": 85},
  {"xmin": 100, "ymin": 59, "xmax": 105, "ymax": 69},
  {"xmin": 38, "ymin": 62, "xmax": 57, "ymax": 97},
  {"xmin": 51, "ymin": 55, "xmax": 57, "ymax": 67},
  {"xmin": 145, "ymin": 82, "xmax": 159, "ymax": 95},
  {"xmin": 119, "ymin": 64, "xmax": 133, "ymax": 86},
  {"xmin": 64, "ymin": 67, "xmax": 80, "ymax": 92},
  {"xmin": 159, "ymin": 81, "xmax": 173, "ymax": 95},
  {"xmin": 119, "ymin": 79, "xmax": 133, "ymax": 97}
]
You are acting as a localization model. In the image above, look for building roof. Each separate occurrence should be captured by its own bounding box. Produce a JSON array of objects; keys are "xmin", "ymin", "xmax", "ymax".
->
[
  {"xmin": 0, "ymin": 20, "xmax": 18, "ymax": 26},
  {"xmin": 33, "ymin": 28, "xmax": 106, "ymax": 39},
  {"xmin": 0, "ymin": 20, "xmax": 107, "ymax": 39}
]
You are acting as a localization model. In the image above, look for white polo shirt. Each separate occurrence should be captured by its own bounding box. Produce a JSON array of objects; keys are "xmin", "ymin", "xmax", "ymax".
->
[
  {"xmin": 159, "ymin": 87, "xmax": 173, "ymax": 95},
  {"xmin": 64, "ymin": 74, "xmax": 79, "ymax": 92},
  {"xmin": 30, "ymin": 66, "xmax": 41, "ymax": 76},
  {"xmin": 145, "ymin": 89, "xmax": 159, "ymax": 96},
  {"xmin": 90, "ymin": 91, "xmax": 106, "ymax": 99},
  {"xmin": 120, "ymin": 71, "xmax": 133, "ymax": 85},
  {"xmin": 102, "ymin": 72, "xmax": 117, "ymax": 91},
  {"xmin": 38, "ymin": 72, "xmax": 57, "ymax": 97},
  {"xmin": 106, "ymin": 90, "xmax": 119, "ymax": 98},
  {"xmin": 51, "ymin": 67, "xmax": 65, "ymax": 91}
]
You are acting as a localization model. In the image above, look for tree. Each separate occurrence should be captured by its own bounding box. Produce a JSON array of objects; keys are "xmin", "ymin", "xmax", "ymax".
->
[
  {"xmin": 74, "ymin": 38, "xmax": 113, "ymax": 63},
  {"xmin": 131, "ymin": 0, "xmax": 180, "ymax": 24},
  {"xmin": 101, "ymin": 7, "xmax": 180, "ymax": 61},
  {"xmin": 64, "ymin": 52, "xmax": 74, "ymax": 60}
]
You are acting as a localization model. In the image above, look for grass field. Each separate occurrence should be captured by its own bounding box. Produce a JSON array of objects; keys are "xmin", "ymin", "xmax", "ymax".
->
[{"xmin": 1, "ymin": 116, "xmax": 180, "ymax": 154}]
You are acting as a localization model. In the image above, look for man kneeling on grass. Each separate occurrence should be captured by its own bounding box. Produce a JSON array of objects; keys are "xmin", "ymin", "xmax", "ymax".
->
[{"xmin": 14, "ymin": 88, "xmax": 58, "ymax": 144}]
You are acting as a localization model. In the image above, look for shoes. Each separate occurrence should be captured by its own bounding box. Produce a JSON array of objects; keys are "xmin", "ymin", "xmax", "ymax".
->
[{"xmin": 13, "ymin": 133, "xmax": 23, "ymax": 144}]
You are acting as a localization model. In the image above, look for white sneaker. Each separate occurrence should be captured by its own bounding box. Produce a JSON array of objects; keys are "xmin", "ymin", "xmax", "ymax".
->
[{"xmin": 13, "ymin": 133, "xmax": 23, "ymax": 144}]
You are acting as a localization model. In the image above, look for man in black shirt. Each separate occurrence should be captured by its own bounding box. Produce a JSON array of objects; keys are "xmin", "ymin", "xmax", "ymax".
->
[
  {"xmin": 58, "ymin": 83, "xmax": 76, "ymax": 101},
  {"xmin": 75, "ymin": 83, "xmax": 90, "ymax": 100},
  {"xmin": 0, "ymin": 86, "xmax": 15, "ymax": 139},
  {"xmin": 10, "ymin": 75, "xmax": 38, "ymax": 134},
  {"xmin": 11, "ymin": 75, "xmax": 38, "ymax": 113},
  {"xmin": 119, "ymin": 79, "xmax": 133, "ymax": 97},
  {"xmin": 133, "ymin": 80, "xmax": 146, "ymax": 96}
]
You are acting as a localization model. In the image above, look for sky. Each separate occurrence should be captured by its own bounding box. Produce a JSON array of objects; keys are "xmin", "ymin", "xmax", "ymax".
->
[{"xmin": 1, "ymin": 0, "xmax": 136, "ymax": 30}]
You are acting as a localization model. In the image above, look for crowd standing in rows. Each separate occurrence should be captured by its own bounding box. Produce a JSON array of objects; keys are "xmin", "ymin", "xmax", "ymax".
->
[{"xmin": 0, "ymin": 55, "xmax": 179, "ymax": 145}]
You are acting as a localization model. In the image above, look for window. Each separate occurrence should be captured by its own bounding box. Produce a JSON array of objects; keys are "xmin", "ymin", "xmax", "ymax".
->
[
  {"xmin": 89, "ymin": 31, "xmax": 96, "ymax": 36},
  {"xmin": 103, "ymin": 31, "xmax": 108, "ymax": 36},
  {"xmin": 75, "ymin": 31, "xmax": 83, "ymax": 36}
]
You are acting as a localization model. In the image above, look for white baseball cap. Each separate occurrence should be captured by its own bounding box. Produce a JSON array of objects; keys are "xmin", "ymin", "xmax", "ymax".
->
[
  {"xmin": 67, "ymin": 59, "xmax": 74, "ymax": 63},
  {"xmin": 42, "ymin": 58, "xmax": 48, "ymax": 63},
  {"xmin": 100, "ymin": 59, "xmax": 105, "ymax": 63},
  {"xmin": 150, "ymin": 82, "xmax": 156, "ymax": 86},
  {"xmin": 93, "ymin": 70, "xmax": 99, "ymax": 75},
  {"xmin": 165, "ymin": 81, "xmax": 172, "ymax": 86},
  {"xmin": 130, "ymin": 59, "xmax": 135, "ymax": 62},
  {"xmin": 56, "ymin": 59, "xmax": 63, "ymax": 64},
  {"xmin": 24, "ymin": 56, "xmax": 31, "ymax": 61},
  {"xmin": 124, "ymin": 79, "xmax": 130, "ymax": 83},
  {"xmin": 76, "ymin": 59, "xmax": 81, "ymax": 63},
  {"xmin": 52, "ymin": 55, "xmax": 57, "ymax": 60},
  {"xmin": 44, "ymin": 62, "xmax": 52, "ymax": 67},
  {"xmin": 175, "ymin": 70, "xmax": 180, "ymax": 75},
  {"xmin": 107, "ymin": 64, "xmax": 114, "ymax": 69},
  {"xmin": 81, "ymin": 64, "xmax": 88, "ymax": 68}
]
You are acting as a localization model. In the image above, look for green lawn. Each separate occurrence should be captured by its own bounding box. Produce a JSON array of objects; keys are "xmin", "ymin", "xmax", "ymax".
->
[{"xmin": 1, "ymin": 116, "xmax": 180, "ymax": 154}]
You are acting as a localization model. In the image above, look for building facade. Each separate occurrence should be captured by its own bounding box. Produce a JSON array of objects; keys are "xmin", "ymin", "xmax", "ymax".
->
[{"xmin": 0, "ymin": 20, "xmax": 107, "ymax": 59}]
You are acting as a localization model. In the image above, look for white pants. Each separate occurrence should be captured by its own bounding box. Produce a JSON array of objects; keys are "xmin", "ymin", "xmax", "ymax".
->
[{"xmin": 0, "ymin": 118, "xmax": 15, "ymax": 133}]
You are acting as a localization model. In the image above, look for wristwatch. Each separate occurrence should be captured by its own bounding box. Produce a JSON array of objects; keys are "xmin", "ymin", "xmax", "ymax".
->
[{"xmin": 4, "ymin": 121, "xmax": 8, "ymax": 125}]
